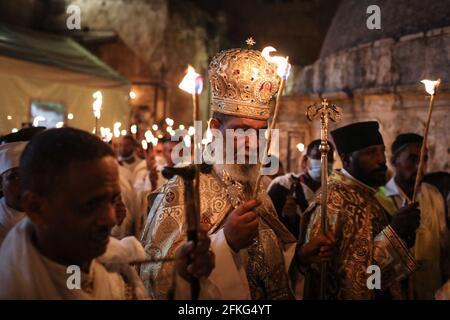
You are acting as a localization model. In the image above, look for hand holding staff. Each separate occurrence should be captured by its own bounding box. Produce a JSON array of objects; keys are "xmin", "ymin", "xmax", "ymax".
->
[{"xmin": 306, "ymin": 98, "xmax": 341, "ymax": 300}]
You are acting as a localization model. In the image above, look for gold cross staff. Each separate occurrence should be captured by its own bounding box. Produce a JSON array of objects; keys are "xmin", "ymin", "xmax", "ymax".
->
[{"xmin": 306, "ymin": 98, "xmax": 341, "ymax": 300}]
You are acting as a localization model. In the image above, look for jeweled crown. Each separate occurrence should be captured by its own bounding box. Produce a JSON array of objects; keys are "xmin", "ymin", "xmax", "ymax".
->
[{"xmin": 208, "ymin": 48, "xmax": 280, "ymax": 120}]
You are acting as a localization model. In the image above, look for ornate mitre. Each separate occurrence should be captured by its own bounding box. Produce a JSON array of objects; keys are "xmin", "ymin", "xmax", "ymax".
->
[{"xmin": 209, "ymin": 48, "xmax": 280, "ymax": 120}]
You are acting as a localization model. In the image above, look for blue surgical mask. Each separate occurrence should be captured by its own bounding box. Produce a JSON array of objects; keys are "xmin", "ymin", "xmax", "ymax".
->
[{"xmin": 307, "ymin": 159, "xmax": 333, "ymax": 182}]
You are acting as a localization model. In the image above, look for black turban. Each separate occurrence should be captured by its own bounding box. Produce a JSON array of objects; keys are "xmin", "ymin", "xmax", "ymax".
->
[
  {"xmin": 391, "ymin": 133, "xmax": 423, "ymax": 155},
  {"xmin": 331, "ymin": 121, "xmax": 384, "ymax": 155}
]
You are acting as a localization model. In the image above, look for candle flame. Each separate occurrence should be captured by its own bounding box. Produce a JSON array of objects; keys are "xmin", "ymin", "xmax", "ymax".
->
[
  {"xmin": 145, "ymin": 130, "xmax": 153, "ymax": 143},
  {"xmin": 165, "ymin": 118, "xmax": 174, "ymax": 126},
  {"xmin": 188, "ymin": 126, "xmax": 195, "ymax": 136},
  {"xmin": 421, "ymin": 79, "xmax": 441, "ymax": 95},
  {"xmin": 183, "ymin": 135, "xmax": 191, "ymax": 148},
  {"xmin": 92, "ymin": 91, "xmax": 103, "ymax": 119},
  {"xmin": 178, "ymin": 65, "xmax": 203, "ymax": 94},
  {"xmin": 141, "ymin": 140, "xmax": 148, "ymax": 150},
  {"xmin": 131, "ymin": 124, "xmax": 137, "ymax": 134},
  {"xmin": 113, "ymin": 122, "xmax": 121, "ymax": 138},
  {"xmin": 261, "ymin": 46, "xmax": 291, "ymax": 79}
]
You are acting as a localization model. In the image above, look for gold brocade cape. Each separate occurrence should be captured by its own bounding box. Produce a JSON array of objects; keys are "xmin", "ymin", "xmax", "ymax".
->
[
  {"xmin": 139, "ymin": 170, "xmax": 297, "ymax": 300},
  {"xmin": 303, "ymin": 171, "xmax": 416, "ymax": 300}
]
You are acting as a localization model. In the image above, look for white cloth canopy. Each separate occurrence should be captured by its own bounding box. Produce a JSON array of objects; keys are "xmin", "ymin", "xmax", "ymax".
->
[{"xmin": 0, "ymin": 23, "xmax": 131, "ymax": 135}]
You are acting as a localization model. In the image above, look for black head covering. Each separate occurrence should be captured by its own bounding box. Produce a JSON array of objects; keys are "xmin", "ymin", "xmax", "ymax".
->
[
  {"xmin": 331, "ymin": 121, "xmax": 384, "ymax": 155},
  {"xmin": 391, "ymin": 133, "xmax": 423, "ymax": 155},
  {"xmin": 0, "ymin": 127, "xmax": 46, "ymax": 144}
]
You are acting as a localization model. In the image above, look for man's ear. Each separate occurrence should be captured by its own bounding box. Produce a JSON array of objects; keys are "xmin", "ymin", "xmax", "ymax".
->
[
  {"xmin": 22, "ymin": 191, "xmax": 47, "ymax": 225},
  {"xmin": 341, "ymin": 153, "xmax": 352, "ymax": 169},
  {"xmin": 390, "ymin": 155, "xmax": 397, "ymax": 167}
]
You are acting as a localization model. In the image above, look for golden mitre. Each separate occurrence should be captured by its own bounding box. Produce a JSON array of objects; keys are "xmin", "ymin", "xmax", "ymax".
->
[{"xmin": 209, "ymin": 48, "xmax": 280, "ymax": 120}]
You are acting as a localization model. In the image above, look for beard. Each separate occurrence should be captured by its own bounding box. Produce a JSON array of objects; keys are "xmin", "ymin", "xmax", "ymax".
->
[{"xmin": 224, "ymin": 163, "xmax": 259, "ymax": 185}]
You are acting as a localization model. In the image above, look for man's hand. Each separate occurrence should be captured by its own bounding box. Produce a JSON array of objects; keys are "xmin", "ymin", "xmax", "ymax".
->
[
  {"xmin": 175, "ymin": 224, "xmax": 215, "ymax": 281},
  {"xmin": 296, "ymin": 231, "xmax": 336, "ymax": 266},
  {"xmin": 390, "ymin": 202, "xmax": 421, "ymax": 247},
  {"xmin": 224, "ymin": 199, "xmax": 261, "ymax": 252}
]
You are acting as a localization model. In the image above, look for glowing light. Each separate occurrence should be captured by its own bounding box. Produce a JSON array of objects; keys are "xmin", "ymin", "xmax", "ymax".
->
[
  {"xmin": 202, "ymin": 128, "xmax": 213, "ymax": 145},
  {"xmin": 165, "ymin": 118, "xmax": 174, "ymax": 126},
  {"xmin": 421, "ymin": 79, "xmax": 441, "ymax": 95},
  {"xmin": 67, "ymin": 113, "xmax": 74, "ymax": 120},
  {"xmin": 131, "ymin": 124, "xmax": 137, "ymax": 134},
  {"xmin": 55, "ymin": 122, "xmax": 64, "ymax": 128},
  {"xmin": 33, "ymin": 116, "xmax": 46, "ymax": 127},
  {"xmin": 151, "ymin": 137, "xmax": 159, "ymax": 146},
  {"xmin": 179, "ymin": 124, "xmax": 185, "ymax": 130},
  {"xmin": 113, "ymin": 122, "xmax": 121, "ymax": 138},
  {"xmin": 158, "ymin": 134, "xmax": 163, "ymax": 139},
  {"xmin": 121, "ymin": 130, "xmax": 127, "ymax": 136},
  {"xmin": 183, "ymin": 135, "xmax": 191, "ymax": 148},
  {"xmin": 141, "ymin": 140, "xmax": 148, "ymax": 150},
  {"xmin": 296, "ymin": 143, "xmax": 305, "ymax": 152},
  {"xmin": 261, "ymin": 46, "xmax": 291, "ymax": 79},
  {"xmin": 92, "ymin": 91, "xmax": 103, "ymax": 119},
  {"xmin": 145, "ymin": 130, "xmax": 153, "ymax": 143},
  {"xmin": 99, "ymin": 127, "xmax": 112, "ymax": 142},
  {"xmin": 188, "ymin": 126, "xmax": 195, "ymax": 136},
  {"xmin": 7, "ymin": 115, "xmax": 12, "ymax": 120},
  {"xmin": 129, "ymin": 91, "xmax": 137, "ymax": 99},
  {"xmin": 178, "ymin": 65, "xmax": 203, "ymax": 94},
  {"xmin": 152, "ymin": 124, "xmax": 158, "ymax": 131},
  {"xmin": 11, "ymin": 128, "xmax": 18, "ymax": 133}
]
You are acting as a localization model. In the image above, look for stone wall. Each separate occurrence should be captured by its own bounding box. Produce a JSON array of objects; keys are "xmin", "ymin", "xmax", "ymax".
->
[{"xmin": 278, "ymin": 27, "xmax": 450, "ymax": 173}]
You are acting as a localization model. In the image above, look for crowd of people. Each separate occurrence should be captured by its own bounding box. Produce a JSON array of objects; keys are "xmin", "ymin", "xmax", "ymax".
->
[{"xmin": 0, "ymin": 47, "xmax": 449, "ymax": 300}]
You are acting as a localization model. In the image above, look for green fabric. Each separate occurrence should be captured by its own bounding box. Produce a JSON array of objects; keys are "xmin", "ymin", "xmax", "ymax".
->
[
  {"xmin": 375, "ymin": 186, "xmax": 399, "ymax": 215},
  {"xmin": 0, "ymin": 23, "xmax": 128, "ymax": 85}
]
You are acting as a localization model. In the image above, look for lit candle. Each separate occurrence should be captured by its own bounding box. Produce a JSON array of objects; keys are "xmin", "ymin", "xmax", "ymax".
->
[
  {"xmin": 253, "ymin": 46, "xmax": 291, "ymax": 198},
  {"xmin": 412, "ymin": 79, "xmax": 441, "ymax": 202},
  {"xmin": 92, "ymin": 91, "xmax": 103, "ymax": 136}
]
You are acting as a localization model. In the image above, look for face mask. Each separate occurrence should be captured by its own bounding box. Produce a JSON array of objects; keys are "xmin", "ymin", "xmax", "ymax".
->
[{"xmin": 307, "ymin": 159, "xmax": 334, "ymax": 182}]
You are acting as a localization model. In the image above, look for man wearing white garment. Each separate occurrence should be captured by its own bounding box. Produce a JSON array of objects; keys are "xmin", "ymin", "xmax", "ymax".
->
[
  {"xmin": 0, "ymin": 127, "xmax": 45, "ymax": 247},
  {"xmin": 0, "ymin": 141, "xmax": 27, "ymax": 247},
  {"xmin": 0, "ymin": 128, "xmax": 214, "ymax": 299}
]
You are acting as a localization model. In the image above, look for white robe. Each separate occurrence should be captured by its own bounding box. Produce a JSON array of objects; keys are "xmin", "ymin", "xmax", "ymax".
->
[
  {"xmin": 0, "ymin": 197, "xmax": 25, "ymax": 248},
  {"xmin": 173, "ymin": 228, "xmax": 296, "ymax": 300},
  {"xmin": 0, "ymin": 218, "xmax": 149, "ymax": 300}
]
